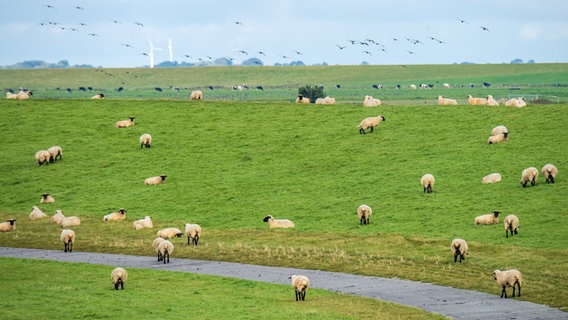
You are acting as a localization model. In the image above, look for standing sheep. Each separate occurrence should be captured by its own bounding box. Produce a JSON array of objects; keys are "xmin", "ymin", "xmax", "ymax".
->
[
  {"xmin": 362, "ymin": 95, "xmax": 381, "ymax": 107},
  {"xmin": 115, "ymin": 116, "xmax": 135, "ymax": 128},
  {"xmin": 158, "ymin": 239, "xmax": 174, "ymax": 264},
  {"xmin": 133, "ymin": 216, "xmax": 153, "ymax": 230},
  {"xmin": 60, "ymin": 229, "xmax": 75, "ymax": 252},
  {"xmin": 504, "ymin": 214, "xmax": 519, "ymax": 238},
  {"xmin": 157, "ymin": 227, "xmax": 183, "ymax": 239},
  {"xmin": 520, "ymin": 167, "xmax": 539, "ymax": 188},
  {"xmin": 190, "ymin": 90, "xmax": 203, "ymax": 100},
  {"xmin": 152, "ymin": 237, "xmax": 165, "ymax": 262},
  {"xmin": 541, "ymin": 164, "xmax": 558, "ymax": 184},
  {"xmin": 450, "ymin": 238, "xmax": 468, "ymax": 263},
  {"xmin": 111, "ymin": 267, "xmax": 128, "ymax": 290},
  {"xmin": 29, "ymin": 206, "xmax": 47, "ymax": 221},
  {"xmin": 263, "ymin": 215, "xmax": 295, "ymax": 229},
  {"xmin": 47, "ymin": 146, "xmax": 63, "ymax": 162},
  {"xmin": 51, "ymin": 210, "xmax": 65, "ymax": 225},
  {"xmin": 289, "ymin": 275, "xmax": 310, "ymax": 301},
  {"xmin": 144, "ymin": 174, "xmax": 167, "ymax": 185},
  {"xmin": 357, "ymin": 204, "xmax": 372, "ymax": 225},
  {"xmin": 493, "ymin": 269, "xmax": 523, "ymax": 298},
  {"xmin": 0, "ymin": 219, "xmax": 16, "ymax": 232},
  {"xmin": 140, "ymin": 133, "xmax": 152, "ymax": 148},
  {"xmin": 482, "ymin": 173, "xmax": 502, "ymax": 184},
  {"xmin": 421, "ymin": 174, "xmax": 435, "ymax": 193},
  {"xmin": 60, "ymin": 216, "xmax": 81, "ymax": 228},
  {"xmin": 103, "ymin": 208, "xmax": 126, "ymax": 221},
  {"xmin": 437, "ymin": 95, "xmax": 457, "ymax": 105},
  {"xmin": 40, "ymin": 193, "xmax": 55, "ymax": 204},
  {"xmin": 184, "ymin": 223, "xmax": 202, "ymax": 246},
  {"xmin": 35, "ymin": 150, "xmax": 52, "ymax": 166},
  {"xmin": 474, "ymin": 210, "xmax": 500, "ymax": 225},
  {"xmin": 358, "ymin": 115, "xmax": 385, "ymax": 134}
]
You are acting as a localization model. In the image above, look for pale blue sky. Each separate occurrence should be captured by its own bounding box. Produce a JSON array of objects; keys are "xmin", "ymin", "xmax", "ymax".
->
[{"xmin": 1, "ymin": 0, "xmax": 567, "ymax": 67}]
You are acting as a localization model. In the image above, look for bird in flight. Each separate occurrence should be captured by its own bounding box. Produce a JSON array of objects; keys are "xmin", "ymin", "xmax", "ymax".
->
[
  {"xmin": 336, "ymin": 44, "xmax": 347, "ymax": 50},
  {"xmin": 236, "ymin": 50, "xmax": 248, "ymax": 55},
  {"xmin": 134, "ymin": 22, "xmax": 144, "ymax": 27},
  {"xmin": 121, "ymin": 44, "xmax": 133, "ymax": 48},
  {"xmin": 44, "ymin": 4, "xmax": 54, "ymax": 8},
  {"xmin": 362, "ymin": 51, "xmax": 372, "ymax": 55},
  {"xmin": 74, "ymin": 6, "xmax": 84, "ymax": 10},
  {"xmin": 480, "ymin": 26, "xmax": 490, "ymax": 31},
  {"xmin": 458, "ymin": 19, "xmax": 468, "ymax": 24},
  {"xmin": 294, "ymin": 50, "xmax": 303, "ymax": 55},
  {"xmin": 257, "ymin": 51, "xmax": 266, "ymax": 56},
  {"xmin": 234, "ymin": 21, "xmax": 243, "ymax": 26}
]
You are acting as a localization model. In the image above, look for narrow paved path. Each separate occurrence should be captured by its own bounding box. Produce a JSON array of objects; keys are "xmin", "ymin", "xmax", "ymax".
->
[{"xmin": 1, "ymin": 247, "xmax": 565, "ymax": 320}]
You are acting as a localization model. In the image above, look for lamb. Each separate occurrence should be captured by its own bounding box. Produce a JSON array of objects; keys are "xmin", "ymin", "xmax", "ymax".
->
[
  {"xmin": 289, "ymin": 275, "xmax": 310, "ymax": 301},
  {"xmin": 358, "ymin": 115, "xmax": 385, "ymax": 134},
  {"xmin": 35, "ymin": 150, "xmax": 52, "ymax": 166},
  {"xmin": 16, "ymin": 91, "xmax": 33, "ymax": 100},
  {"xmin": 144, "ymin": 174, "xmax": 167, "ymax": 185},
  {"xmin": 152, "ymin": 237, "xmax": 165, "ymax": 261},
  {"xmin": 520, "ymin": 167, "xmax": 539, "ymax": 187},
  {"xmin": 450, "ymin": 238, "xmax": 468, "ymax": 263},
  {"xmin": 47, "ymin": 146, "xmax": 63, "ymax": 162},
  {"xmin": 541, "ymin": 164, "xmax": 558, "ymax": 184},
  {"xmin": 0, "ymin": 219, "xmax": 16, "ymax": 232},
  {"xmin": 437, "ymin": 95, "xmax": 457, "ymax": 105},
  {"xmin": 357, "ymin": 204, "xmax": 372, "ymax": 225},
  {"xmin": 51, "ymin": 210, "xmax": 65, "ymax": 225},
  {"xmin": 482, "ymin": 173, "xmax": 502, "ymax": 184},
  {"xmin": 133, "ymin": 216, "xmax": 153, "ymax": 230},
  {"xmin": 60, "ymin": 229, "xmax": 75, "ymax": 252},
  {"xmin": 421, "ymin": 174, "xmax": 435, "ymax": 193},
  {"xmin": 474, "ymin": 210, "xmax": 500, "ymax": 225},
  {"xmin": 40, "ymin": 193, "xmax": 55, "ymax": 204},
  {"xmin": 184, "ymin": 223, "xmax": 202, "ymax": 246},
  {"xmin": 487, "ymin": 133, "xmax": 508, "ymax": 144},
  {"xmin": 362, "ymin": 95, "xmax": 381, "ymax": 107},
  {"xmin": 115, "ymin": 116, "xmax": 135, "ymax": 128},
  {"xmin": 190, "ymin": 90, "xmax": 203, "ymax": 100},
  {"xmin": 467, "ymin": 95, "xmax": 487, "ymax": 105},
  {"xmin": 505, "ymin": 97, "xmax": 527, "ymax": 108},
  {"xmin": 29, "ymin": 206, "xmax": 47, "ymax": 221},
  {"xmin": 111, "ymin": 267, "xmax": 128, "ymax": 290},
  {"xmin": 91, "ymin": 93, "xmax": 105, "ymax": 99},
  {"xmin": 103, "ymin": 208, "xmax": 126, "ymax": 221},
  {"xmin": 140, "ymin": 133, "xmax": 152, "ymax": 148},
  {"xmin": 157, "ymin": 227, "xmax": 183, "ymax": 239},
  {"xmin": 504, "ymin": 214, "xmax": 519, "ymax": 238},
  {"xmin": 486, "ymin": 95, "xmax": 499, "ymax": 106},
  {"xmin": 158, "ymin": 239, "xmax": 174, "ymax": 264},
  {"xmin": 262, "ymin": 215, "xmax": 295, "ymax": 229},
  {"xmin": 493, "ymin": 269, "xmax": 523, "ymax": 298},
  {"xmin": 60, "ymin": 216, "xmax": 81, "ymax": 228},
  {"xmin": 295, "ymin": 95, "xmax": 310, "ymax": 104}
]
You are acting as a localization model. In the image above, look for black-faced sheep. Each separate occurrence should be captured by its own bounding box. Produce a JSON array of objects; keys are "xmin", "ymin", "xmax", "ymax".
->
[
  {"xmin": 184, "ymin": 223, "xmax": 202, "ymax": 246},
  {"xmin": 295, "ymin": 95, "xmax": 310, "ymax": 104},
  {"xmin": 358, "ymin": 115, "xmax": 385, "ymax": 134},
  {"xmin": 357, "ymin": 204, "xmax": 372, "ymax": 225},
  {"xmin": 504, "ymin": 214, "xmax": 519, "ymax": 238},
  {"xmin": 190, "ymin": 90, "xmax": 203, "ymax": 100},
  {"xmin": 144, "ymin": 174, "xmax": 167, "ymax": 185},
  {"xmin": 40, "ymin": 193, "xmax": 55, "ymax": 204},
  {"xmin": 421, "ymin": 174, "xmax": 435, "ymax": 193},
  {"xmin": 491, "ymin": 126, "xmax": 508, "ymax": 137},
  {"xmin": 133, "ymin": 216, "xmax": 153, "ymax": 230},
  {"xmin": 541, "ymin": 164, "xmax": 558, "ymax": 184},
  {"xmin": 16, "ymin": 91, "xmax": 33, "ymax": 100},
  {"xmin": 103, "ymin": 208, "xmax": 126, "ymax": 221},
  {"xmin": 0, "ymin": 219, "xmax": 16, "ymax": 232},
  {"xmin": 35, "ymin": 150, "xmax": 52, "ymax": 166},
  {"xmin": 60, "ymin": 229, "xmax": 75, "ymax": 252},
  {"xmin": 140, "ymin": 133, "xmax": 152, "ymax": 148},
  {"xmin": 262, "ymin": 215, "xmax": 295, "ymax": 229},
  {"xmin": 289, "ymin": 275, "xmax": 310, "ymax": 301},
  {"xmin": 29, "ymin": 206, "xmax": 47, "ymax": 221},
  {"xmin": 152, "ymin": 237, "xmax": 165, "ymax": 262},
  {"xmin": 158, "ymin": 239, "xmax": 174, "ymax": 264},
  {"xmin": 47, "ymin": 146, "xmax": 63, "ymax": 162},
  {"xmin": 157, "ymin": 227, "xmax": 183, "ymax": 239},
  {"xmin": 111, "ymin": 267, "xmax": 128, "ymax": 290},
  {"xmin": 493, "ymin": 269, "xmax": 522, "ymax": 298},
  {"xmin": 91, "ymin": 93, "xmax": 105, "ymax": 99},
  {"xmin": 474, "ymin": 210, "xmax": 500, "ymax": 225},
  {"xmin": 115, "ymin": 117, "xmax": 135, "ymax": 128},
  {"xmin": 520, "ymin": 167, "xmax": 539, "ymax": 188},
  {"xmin": 450, "ymin": 238, "xmax": 468, "ymax": 263},
  {"xmin": 487, "ymin": 133, "xmax": 508, "ymax": 144}
]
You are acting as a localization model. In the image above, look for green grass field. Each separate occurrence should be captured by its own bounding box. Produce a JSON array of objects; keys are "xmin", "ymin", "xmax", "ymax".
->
[{"xmin": 0, "ymin": 64, "xmax": 567, "ymax": 317}]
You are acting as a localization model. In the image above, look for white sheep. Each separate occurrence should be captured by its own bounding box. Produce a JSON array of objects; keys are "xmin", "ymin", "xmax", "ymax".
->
[
  {"xmin": 91, "ymin": 93, "xmax": 105, "ymax": 99},
  {"xmin": 421, "ymin": 174, "xmax": 435, "ymax": 193},
  {"xmin": 47, "ymin": 146, "xmax": 63, "ymax": 162},
  {"xmin": 29, "ymin": 206, "xmax": 47, "ymax": 221},
  {"xmin": 505, "ymin": 97, "xmax": 527, "ymax": 108},
  {"xmin": 357, "ymin": 204, "xmax": 372, "ymax": 225},
  {"xmin": 295, "ymin": 95, "xmax": 310, "ymax": 104},
  {"xmin": 493, "ymin": 269, "xmax": 523, "ymax": 298},
  {"xmin": 60, "ymin": 229, "xmax": 75, "ymax": 252},
  {"xmin": 6, "ymin": 92, "xmax": 17, "ymax": 99},
  {"xmin": 133, "ymin": 216, "xmax": 153, "ymax": 230},
  {"xmin": 184, "ymin": 223, "xmax": 202, "ymax": 246},
  {"xmin": 111, "ymin": 267, "xmax": 128, "ymax": 290},
  {"xmin": 541, "ymin": 164, "xmax": 558, "ymax": 184},
  {"xmin": 35, "ymin": 150, "xmax": 52, "ymax": 166},
  {"xmin": 103, "ymin": 208, "xmax": 126, "ymax": 221},
  {"xmin": 262, "ymin": 215, "xmax": 295, "ymax": 229},
  {"xmin": 487, "ymin": 133, "xmax": 508, "ymax": 144},
  {"xmin": 450, "ymin": 238, "xmax": 468, "ymax": 263},
  {"xmin": 491, "ymin": 125, "xmax": 508, "ymax": 137},
  {"xmin": 315, "ymin": 96, "xmax": 336, "ymax": 105},
  {"xmin": 409, "ymin": 84, "xmax": 417, "ymax": 90},
  {"xmin": 190, "ymin": 90, "xmax": 203, "ymax": 100},
  {"xmin": 289, "ymin": 275, "xmax": 310, "ymax": 301},
  {"xmin": 467, "ymin": 95, "xmax": 487, "ymax": 105},
  {"xmin": 40, "ymin": 193, "xmax": 55, "ymax": 204},
  {"xmin": 144, "ymin": 174, "xmax": 167, "ymax": 185},
  {"xmin": 158, "ymin": 239, "xmax": 174, "ymax": 264},
  {"xmin": 60, "ymin": 216, "xmax": 81, "ymax": 228},
  {"xmin": 152, "ymin": 237, "xmax": 165, "ymax": 262},
  {"xmin": 504, "ymin": 214, "xmax": 519, "ymax": 238},
  {"xmin": 140, "ymin": 133, "xmax": 152, "ymax": 149},
  {"xmin": 362, "ymin": 95, "xmax": 381, "ymax": 107},
  {"xmin": 482, "ymin": 173, "xmax": 502, "ymax": 184},
  {"xmin": 486, "ymin": 95, "xmax": 499, "ymax": 106},
  {"xmin": 115, "ymin": 116, "xmax": 135, "ymax": 128},
  {"xmin": 437, "ymin": 95, "xmax": 457, "ymax": 105},
  {"xmin": 51, "ymin": 210, "xmax": 65, "ymax": 225},
  {"xmin": 443, "ymin": 83, "xmax": 450, "ymax": 89},
  {"xmin": 520, "ymin": 167, "xmax": 539, "ymax": 188},
  {"xmin": 157, "ymin": 227, "xmax": 183, "ymax": 239},
  {"xmin": 16, "ymin": 91, "xmax": 33, "ymax": 100},
  {"xmin": 474, "ymin": 210, "xmax": 500, "ymax": 225},
  {"xmin": 0, "ymin": 219, "xmax": 16, "ymax": 232},
  {"xmin": 358, "ymin": 115, "xmax": 385, "ymax": 134}
]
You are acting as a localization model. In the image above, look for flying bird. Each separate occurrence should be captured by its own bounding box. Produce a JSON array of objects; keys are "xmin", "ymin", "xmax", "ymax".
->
[
  {"xmin": 257, "ymin": 51, "xmax": 266, "ymax": 56},
  {"xmin": 110, "ymin": 19, "xmax": 121, "ymax": 24},
  {"xmin": 43, "ymin": 4, "xmax": 54, "ymax": 8},
  {"xmin": 336, "ymin": 44, "xmax": 347, "ymax": 50},
  {"xmin": 74, "ymin": 6, "xmax": 84, "ymax": 10},
  {"xmin": 134, "ymin": 22, "xmax": 144, "ymax": 27},
  {"xmin": 294, "ymin": 50, "xmax": 303, "ymax": 55},
  {"xmin": 87, "ymin": 33, "xmax": 99, "ymax": 37},
  {"xmin": 78, "ymin": 23, "xmax": 87, "ymax": 26},
  {"xmin": 458, "ymin": 19, "xmax": 468, "ymax": 24},
  {"xmin": 234, "ymin": 21, "xmax": 243, "ymax": 26},
  {"xmin": 480, "ymin": 26, "xmax": 490, "ymax": 31},
  {"xmin": 121, "ymin": 44, "xmax": 133, "ymax": 48},
  {"xmin": 407, "ymin": 50, "xmax": 416, "ymax": 55},
  {"xmin": 362, "ymin": 51, "xmax": 372, "ymax": 55},
  {"xmin": 236, "ymin": 50, "xmax": 248, "ymax": 55}
]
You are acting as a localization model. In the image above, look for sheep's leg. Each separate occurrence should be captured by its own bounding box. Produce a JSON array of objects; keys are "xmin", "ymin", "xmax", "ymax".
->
[
  {"xmin": 550, "ymin": 176, "xmax": 555, "ymax": 183},
  {"xmin": 187, "ymin": 236, "xmax": 190, "ymax": 245},
  {"xmin": 359, "ymin": 128, "xmax": 365, "ymax": 134},
  {"xmin": 69, "ymin": 242, "xmax": 72, "ymax": 253},
  {"xmin": 301, "ymin": 291, "xmax": 306, "ymax": 301},
  {"xmin": 370, "ymin": 126, "xmax": 374, "ymax": 133},
  {"xmin": 121, "ymin": 281, "xmax": 124, "ymax": 290},
  {"xmin": 517, "ymin": 283, "xmax": 521, "ymax": 297},
  {"xmin": 453, "ymin": 253, "xmax": 458, "ymax": 263},
  {"xmin": 295, "ymin": 290, "xmax": 299, "ymax": 301},
  {"xmin": 501, "ymin": 286, "xmax": 507, "ymax": 298},
  {"xmin": 115, "ymin": 282, "xmax": 119, "ymax": 290}
]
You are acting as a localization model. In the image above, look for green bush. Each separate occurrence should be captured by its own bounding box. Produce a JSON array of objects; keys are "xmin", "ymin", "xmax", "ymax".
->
[{"xmin": 298, "ymin": 84, "xmax": 326, "ymax": 102}]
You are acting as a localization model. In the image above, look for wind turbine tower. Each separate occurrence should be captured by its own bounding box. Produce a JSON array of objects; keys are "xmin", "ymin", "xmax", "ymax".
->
[
  {"xmin": 168, "ymin": 38, "xmax": 173, "ymax": 63},
  {"xmin": 148, "ymin": 39, "xmax": 163, "ymax": 68}
]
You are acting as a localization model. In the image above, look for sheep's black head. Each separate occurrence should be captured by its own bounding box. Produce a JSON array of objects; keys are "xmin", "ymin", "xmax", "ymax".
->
[
  {"xmin": 380, "ymin": 115, "xmax": 385, "ymax": 122},
  {"xmin": 175, "ymin": 232, "xmax": 183, "ymax": 238},
  {"xmin": 119, "ymin": 208, "xmax": 126, "ymax": 214},
  {"xmin": 42, "ymin": 193, "xmax": 49, "ymax": 198},
  {"xmin": 263, "ymin": 215, "xmax": 273, "ymax": 222},
  {"xmin": 160, "ymin": 175, "xmax": 167, "ymax": 181},
  {"xmin": 129, "ymin": 117, "xmax": 135, "ymax": 121},
  {"xmin": 8, "ymin": 219, "xmax": 16, "ymax": 225},
  {"xmin": 100, "ymin": 93, "xmax": 105, "ymax": 98},
  {"xmin": 503, "ymin": 132, "xmax": 509, "ymax": 138},
  {"xmin": 493, "ymin": 211, "xmax": 500, "ymax": 217}
]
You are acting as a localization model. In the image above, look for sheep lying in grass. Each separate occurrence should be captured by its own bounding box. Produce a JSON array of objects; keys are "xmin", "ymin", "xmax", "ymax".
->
[
  {"xmin": 140, "ymin": 133, "xmax": 152, "ymax": 148},
  {"xmin": 363, "ymin": 95, "xmax": 381, "ymax": 107},
  {"xmin": 504, "ymin": 214, "xmax": 519, "ymax": 238},
  {"xmin": 91, "ymin": 93, "xmax": 104, "ymax": 99},
  {"xmin": 295, "ymin": 95, "xmax": 310, "ymax": 104},
  {"xmin": 184, "ymin": 223, "xmax": 202, "ymax": 246},
  {"xmin": 190, "ymin": 90, "xmax": 203, "ymax": 100},
  {"xmin": 133, "ymin": 216, "xmax": 153, "ymax": 230},
  {"xmin": 144, "ymin": 174, "xmax": 167, "ymax": 185},
  {"xmin": 157, "ymin": 227, "xmax": 183, "ymax": 239},
  {"xmin": 505, "ymin": 97, "xmax": 526, "ymax": 108},
  {"xmin": 358, "ymin": 115, "xmax": 385, "ymax": 134},
  {"xmin": 315, "ymin": 96, "xmax": 336, "ymax": 105},
  {"xmin": 60, "ymin": 229, "xmax": 75, "ymax": 252},
  {"xmin": 482, "ymin": 173, "xmax": 502, "ymax": 184},
  {"xmin": 421, "ymin": 174, "xmax": 435, "ymax": 193},
  {"xmin": 60, "ymin": 216, "xmax": 81, "ymax": 228},
  {"xmin": 152, "ymin": 237, "xmax": 165, "ymax": 262},
  {"xmin": 103, "ymin": 208, "xmax": 126, "ymax": 221},
  {"xmin": 16, "ymin": 91, "xmax": 33, "ymax": 100},
  {"xmin": 474, "ymin": 210, "xmax": 500, "ymax": 225},
  {"xmin": 29, "ymin": 206, "xmax": 47, "ymax": 221},
  {"xmin": 115, "ymin": 116, "xmax": 135, "ymax": 128},
  {"xmin": 486, "ymin": 95, "xmax": 499, "ymax": 106},
  {"xmin": 35, "ymin": 150, "xmax": 52, "ymax": 166},
  {"xmin": 357, "ymin": 204, "xmax": 372, "ymax": 225},
  {"xmin": 158, "ymin": 239, "xmax": 174, "ymax": 264},
  {"xmin": 6, "ymin": 92, "xmax": 17, "ymax": 99},
  {"xmin": 520, "ymin": 167, "xmax": 538, "ymax": 188},
  {"xmin": 47, "ymin": 146, "xmax": 63, "ymax": 162},
  {"xmin": 437, "ymin": 95, "xmax": 457, "ymax": 105},
  {"xmin": 40, "ymin": 193, "xmax": 55, "ymax": 204},
  {"xmin": 487, "ymin": 133, "xmax": 508, "ymax": 144},
  {"xmin": 263, "ymin": 215, "xmax": 295, "ymax": 229},
  {"xmin": 493, "ymin": 269, "xmax": 523, "ymax": 298},
  {"xmin": 51, "ymin": 210, "xmax": 65, "ymax": 225},
  {"xmin": 111, "ymin": 267, "xmax": 128, "ymax": 290},
  {"xmin": 0, "ymin": 219, "xmax": 16, "ymax": 232},
  {"xmin": 450, "ymin": 238, "xmax": 468, "ymax": 263},
  {"xmin": 467, "ymin": 95, "xmax": 487, "ymax": 105},
  {"xmin": 290, "ymin": 275, "xmax": 310, "ymax": 301},
  {"xmin": 541, "ymin": 164, "xmax": 558, "ymax": 184}
]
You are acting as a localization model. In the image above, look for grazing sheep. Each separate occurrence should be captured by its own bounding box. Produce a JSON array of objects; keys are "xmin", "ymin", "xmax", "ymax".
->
[
  {"xmin": 520, "ymin": 167, "xmax": 539, "ymax": 187},
  {"xmin": 40, "ymin": 193, "xmax": 55, "ymax": 204},
  {"xmin": 437, "ymin": 95, "xmax": 457, "ymax": 105},
  {"xmin": 29, "ymin": 206, "xmax": 47, "ymax": 221},
  {"xmin": 505, "ymin": 97, "xmax": 527, "ymax": 108},
  {"xmin": 362, "ymin": 95, "xmax": 381, "ymax": 107},
  {"xmin": 152, "ymin": 237, "xmax": 165, "ymax": 261},
  {"xmin": 16, "ymin": 91, "xmax": 33, "ymax": 100},
  {"xmin": 541, "ymin": 164, "xmax": 558, "ymax": 184},
  {"xmin": 140, "ymin": 133, "xmax": 152, "ymax": 148},
  {"xmin": 184, "ymin": 223, "xmax": 202, "ymax": 246},
  {"xmin": 290, "ymin": 275, "xmax": 310, "ymax": 301},
  {"xmin": 157, "ymin": 227, "xmax": 183, "ymax": 239},
  {"xmin": 482, "ymin": 173, "xmax": 502, "ymax": 184},
  {"xmin": 262, "ymin": 215, "xmax": 295, "ymax": 229},
  {"xmin": 491, "ymin": 125, "xmax": 508, "ymax": 137},
  {"xmin": 358, "ymin": 115, "xmax": 385, "ymax": 134},
  {"xmin": 295, "ymin": 95, "xmax": 310, "ymax": 104},
  {"xmin": 60, "ymin": 229, "xmax": 75, "ymax": 252},
  {"xmin": 474, "ymin": 210, "xmax": 500, "ymax": 225},
  {"xmin": 35, "ymin": 150, "xmax": 52, "ymax": 166},
  {"xmin": 486, "ymin": 95, "xmax": 499, "ymax": 106},
  {"xmin": 111, "ymin": 267, "xmax": 128, "ymax": 290},
  {"xmin": 60, "ymin": 216, "xmax": 81, "ymax": 228},
  {"xmin": 144, "ymin": 174, "xmax": 167, "ymax": 185},
  {"xmin": 421, "ymin": 174, "xmax": 435, "ymax": 193},
  {"xmin": 91, "ymin": 93, "xmax": 104, "ymax": 99},
  {"xmin": 493, "ymin": 269, "xmax": 523, "ymax": 298},
  {"xmin": 190, "ymin": 90, "xmax": 203, "ymax": 100},
  {"xmin": 504, "ymin": 214, "xmax": 519, "ymax": 238},
  {"xmin": 487, "ymin": 133, "xmax": 508, "ymax": 144},
  {"xmin": 450, "ymin": 238, "xmax": 468, "ymax": 263},
  {"xmin": 0, "ymin": 219, "xmax": 16, "ymax": 232},
  {"xmin": 115, "ymin": 116, "xmax": 135, "ymax": 128},
  {"xmin": 158, "ymin": 239, "xmax": 174, "ymax": 264},
  {"xmin": 51, "ymin": 210, "xmax": 65, "ymax": 225},
  {"xmin": 467, "ymin": 95, "xmax": 487, "ymax": 105},
  {"xmin": 103, "ymin": 208, "xmax": 126, "ymax": 221},
  {"xmin": 133, "ymin": 216, "xmax": 153, "ymax": 230},
  {"xmin": 47, "ymin": 146, "xmax": 63, "ymax": 162},
  {"xmin": 357, "ymin": 204, "xmax": 372, "ymax": 225}
]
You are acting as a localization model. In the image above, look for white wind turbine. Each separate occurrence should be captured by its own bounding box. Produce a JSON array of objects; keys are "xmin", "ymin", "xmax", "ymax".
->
[
  {"xmin": 148, "ymin": 39, "xmax": 163, "ymax": 68},
  {"xmin": 168, "ymin": 38, "xmax": 173, "ymax": 63}
]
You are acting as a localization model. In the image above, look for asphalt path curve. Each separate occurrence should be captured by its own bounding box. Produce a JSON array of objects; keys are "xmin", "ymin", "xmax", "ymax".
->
[{"xmin": 1, "ymin": 247, "xmax": 565, "ymax": 320}]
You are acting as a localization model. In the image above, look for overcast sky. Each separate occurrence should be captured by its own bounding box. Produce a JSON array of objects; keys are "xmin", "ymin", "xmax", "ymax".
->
[{"xmin": 1, "ymin": 0, "xmax": 567, "ymax": 68}]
